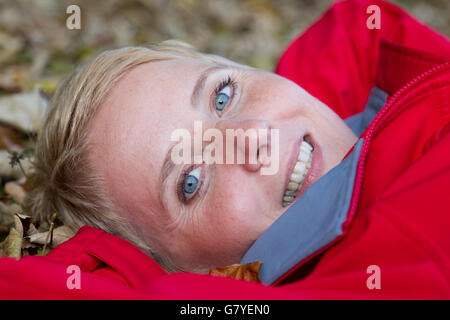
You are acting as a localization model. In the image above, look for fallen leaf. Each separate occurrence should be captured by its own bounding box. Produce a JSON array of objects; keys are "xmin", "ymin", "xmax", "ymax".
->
[
  {"xmin": 37, "ymin": 220, "xmax": 49, "ymax": 233},
  {"xmin": 0, "ymin": 32, "xmax": 22, "ymax": 65},
  {"xmin": 5, "ymin": 181, "xmax": 26, "ymax": 205},
  {"xmin": 0, "ymin": 201, "xmax": 22, "ymax": 217},
  {"xmin": 0, "ymin": 89, "xmax": 49, "ymax": 132},
  {"xmin": 28, "ymin": 225, "xmax": 74, "ymax": 247},
  {"xmin": 13, "ymin": 214, "xmax": 23, "ymax": 238},
  {"xmin": 0, "ymin": 224, "xmax": 8, "ymax": 234},
  {"xmin": 15, "ymin": 212, "xmax": 30, "ymax": 220},
  {"xmin": 0, "ymin": 202, "xmax": 21, "ymax": 230},
  {"xmin": 209, "ymin": 261, "xmax": 262, "ymax": 283},
  {"xmin": 22, "ymin": 237, "xmax": 37, "ymax": 249},
  {"xmin": 26, "ymin": 222, "xmax": 38, "ymax": 236},
  {"xmin": 0, "ymin": 209, "xmax": 15, "ymax": 227},
  {"xmin": 15, "ymin": 212, "xmax": 34, "ymax": 237},
  {"xmin": 0, "ymin": 123, "xmax": 22, "ymax": 150},
  {"xmin": 0, "ymin": 64, "xmax": 29, "ymax": 93},
  {"xmin": 0, "ymin": 227, "xmax": 22, "ymax": 258}
]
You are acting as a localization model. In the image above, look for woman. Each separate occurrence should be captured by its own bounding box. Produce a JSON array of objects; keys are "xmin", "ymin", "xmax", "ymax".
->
[
  {"xmin": 1, "ymin": 0, "xmax": 449, "ymax": 298},
  {"xmin": 26, "ymin": 41, "xmax": 359, "ymax": 275}
]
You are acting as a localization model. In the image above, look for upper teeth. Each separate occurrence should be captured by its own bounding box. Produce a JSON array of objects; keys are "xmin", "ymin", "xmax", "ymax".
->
[{"xmin": 282, "ymin": 140, "xmax": 313, "ymax": 207}]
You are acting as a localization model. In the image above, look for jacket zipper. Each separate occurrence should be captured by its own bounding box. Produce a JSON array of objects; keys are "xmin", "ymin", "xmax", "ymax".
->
[
  {"xmin": 275, "ymin": 61, "xmax": 450, "ymax": 286},
  {"xmin": 345, "ymin": 61, "xmax": 450, "ymax": 231}
]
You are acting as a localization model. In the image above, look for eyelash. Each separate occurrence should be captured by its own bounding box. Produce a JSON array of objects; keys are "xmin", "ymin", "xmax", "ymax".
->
[
  {"xmin": 177, "ymin": 165, "xmax": 192, "ymax": 203},
  {"xmin": 213, "ymin": 75, "xmax": 237, "ymax": 114}
]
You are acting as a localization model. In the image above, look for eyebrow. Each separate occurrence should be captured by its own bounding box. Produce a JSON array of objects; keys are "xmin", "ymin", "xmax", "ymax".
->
[
  {"xmin": 159, "ymin": 65, "xmax": 223, "ymax": 211},
  {"xmin": 190, "ymin": 65, "xmax": 225, "ymax": 108}
]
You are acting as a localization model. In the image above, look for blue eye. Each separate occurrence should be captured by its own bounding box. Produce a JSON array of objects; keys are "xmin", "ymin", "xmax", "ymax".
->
[
  {"xmin": 179, "ymin": 167, "xmax": 202, "ymax": 202},
  {"xmin": 183, "ymin": 175, "xmax": 198, "ymax": 194},
  {"xmin": 215, "ymin": 85, "xmax": 231, "ymax": 112}
]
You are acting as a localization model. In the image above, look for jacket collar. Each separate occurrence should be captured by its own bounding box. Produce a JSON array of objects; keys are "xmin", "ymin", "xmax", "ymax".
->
[
  {"xmin": 47, "ymin": 225, "xmax": 166, "ymax": 289},
  {"xmin": 376, "ymin": 39, "xmax": 450, "ymax": 96},
  {"xmin": 241, "ymin": 39, "xmax": 450, "ymax": 285}
]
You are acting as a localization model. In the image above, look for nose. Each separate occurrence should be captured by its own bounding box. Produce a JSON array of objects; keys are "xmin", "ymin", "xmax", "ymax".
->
[{"xmin": 215, "ymin": 119, "xmax": 271, "ymax": 172}]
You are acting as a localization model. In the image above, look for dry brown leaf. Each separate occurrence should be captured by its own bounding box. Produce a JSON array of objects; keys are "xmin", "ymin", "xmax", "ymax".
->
[
  {"xmin": 209, "ymin": 261, "xmax": 262, "ymax": 283},
  {"xmin": 5, "ymin": 181, "xmax": 26, "ymax": 205},
  {"xmin": 28, "ymin": 225, "xmax": 74, "ymax": 247},
  {"xmin": 0, "ymin": 65, "xmax": 29, "ymax": 93},
  {"xmin": 0, "ymin": 227, "xmax": 22, "ymax": 258},
  {"xmin": 0, "ymin": 32, "xmax": 22, "ymax": 64},
  {"xmin": 15, "ymin": 212, "xmax": 30, "ymax": 220},
  {"xmin": 22, "ymin": 237, "xmax": 37, "ymax": 249},
  {"xmin": 37, "ymin": 220, "xmax": 49, "ymax": 233},
  {"xmin": 0, "ymin": 223, "xmax": 9, "ymax": 233},
  {"xmin": 15, "ymin": 212, "xmax": 35, "ymax": 236},
  {"xmin": 0, "ymin": 124, "xmax": 23, "ymax": 150},
  {"xmin": 13, "ymin": 213, "xmax": 23, "ymax": 238},
  {"xmin": 26, "ymin": 222, "xmax": 38, "ymax": 236},
  {"xmin": 0, "ymin": 89, "xmax": 49, "ymax": 132},
  {"xmin": 0, "ymin": 203, "xmax": 18, "ymax": 226},
  {"xmin": 0, "ymin": 202, "xmax": 22, "ymax": 216}
]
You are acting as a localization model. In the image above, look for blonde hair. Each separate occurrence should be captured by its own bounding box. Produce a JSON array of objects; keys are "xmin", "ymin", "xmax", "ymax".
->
[{"xmin": 25, "ymin": 40, "xmax": 245, "ymax": 272}]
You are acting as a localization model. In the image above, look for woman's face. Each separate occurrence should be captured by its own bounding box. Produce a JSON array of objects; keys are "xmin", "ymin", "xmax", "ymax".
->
[{"xmin": 87, "ymin": 57, "xmax": 357, "ymax": 271}]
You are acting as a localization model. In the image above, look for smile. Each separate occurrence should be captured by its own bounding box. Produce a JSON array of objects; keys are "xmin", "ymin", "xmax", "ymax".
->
[{"xmin": 282, "ymin": 136, "xmax": 314, "ymax": 207}]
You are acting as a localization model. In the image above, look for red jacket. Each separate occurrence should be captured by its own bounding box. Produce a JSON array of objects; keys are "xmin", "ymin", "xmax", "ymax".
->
[{"xmin": 1, "ymin": 0, "xmax": 449, "ymax": 299}]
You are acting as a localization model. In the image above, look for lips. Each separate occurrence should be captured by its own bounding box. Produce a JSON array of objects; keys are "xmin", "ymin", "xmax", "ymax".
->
[{"xmin": 282, "ymin": 134, "xmax": 322, "ymax": 207}]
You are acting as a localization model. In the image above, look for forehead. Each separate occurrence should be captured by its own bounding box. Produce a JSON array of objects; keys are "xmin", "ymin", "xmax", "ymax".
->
[
  {"xmin": 91, "ymin": 57, "xmax": 211, "ymax": 150},
  {"xmin": 87, "ymin": 58, "xmax": 213, "ymax": 217},
  {"xmin": 113, "ymin": 58, "xmax": 211, "ymax": 113}
]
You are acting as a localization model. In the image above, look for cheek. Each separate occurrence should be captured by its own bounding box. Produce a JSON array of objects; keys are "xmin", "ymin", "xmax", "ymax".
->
[
  {"xmin": 203, "ymin": 179, "xmax": 271, "ymax": 245},
  {"xmin": 172, "ymin": 183, "xmax": 270, "ymax": 269}
]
